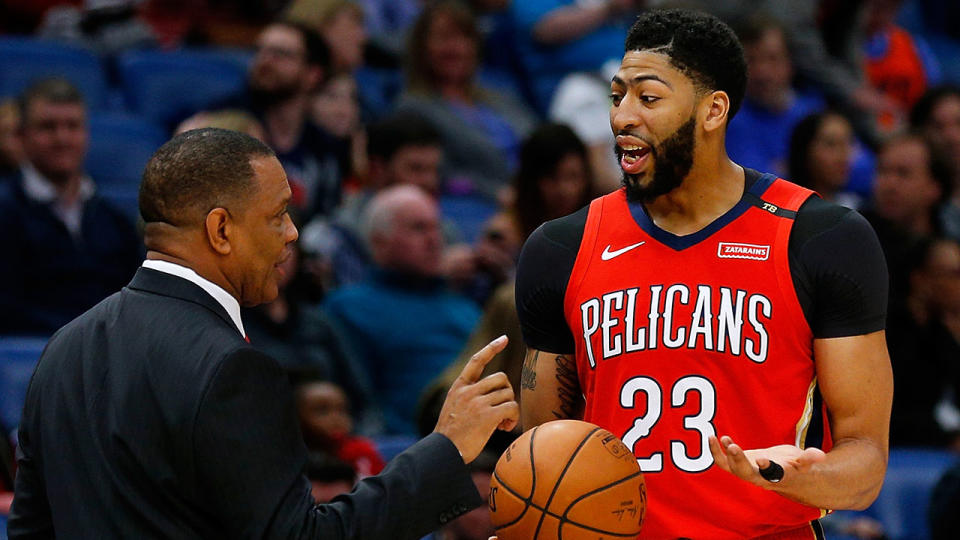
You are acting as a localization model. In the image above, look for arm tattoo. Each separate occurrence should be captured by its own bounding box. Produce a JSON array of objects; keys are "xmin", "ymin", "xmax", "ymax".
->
[
  {"xmin": 520, "ymin": 351, "xmax": 539, "ymax": 390},
  {"xmin": 553, "ymin": 354, "xmax": 584, "ymax": 419}
]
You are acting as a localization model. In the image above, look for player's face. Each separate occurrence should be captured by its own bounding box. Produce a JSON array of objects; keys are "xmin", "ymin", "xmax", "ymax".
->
[
  {"xmin": 610, "ymin": 51, "xmax": 699, "ymax": 203},
  {"xmin": 230, "ymin": 155, "xmax": 299, "ymax": 306}
]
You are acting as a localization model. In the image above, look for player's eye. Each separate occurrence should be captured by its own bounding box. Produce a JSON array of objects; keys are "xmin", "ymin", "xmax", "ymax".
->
[
  {"xmin": 640, "ymin": 95, "xmax": 660, "ymax": 103},
  {"xmin": 609, "ymin": 93, "xmax": 623, "ymax": 106}
]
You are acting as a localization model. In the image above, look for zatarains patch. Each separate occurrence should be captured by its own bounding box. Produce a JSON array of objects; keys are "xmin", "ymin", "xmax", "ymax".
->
[{"xmin": 717, "ymin": 242, "xmax": 770, "ymax": 260}]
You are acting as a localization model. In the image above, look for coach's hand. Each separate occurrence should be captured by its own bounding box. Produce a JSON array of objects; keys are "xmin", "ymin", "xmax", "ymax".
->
[
  {"xmin": 434, "ymin": 335, "xmax": 519, "ymax": 463},
  {"xmin": 709, "ymin": 435, "xmax": 826, "ymax": 488}
]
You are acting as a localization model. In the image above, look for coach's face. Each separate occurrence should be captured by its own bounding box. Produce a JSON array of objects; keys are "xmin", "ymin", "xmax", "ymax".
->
[
  {"xmin": 610, "ymin": 51, "xmax": 699, "ymax": 202},
  {"xmin": 229, "ymin": 155, "xmax": 299, "ymax": 306}
]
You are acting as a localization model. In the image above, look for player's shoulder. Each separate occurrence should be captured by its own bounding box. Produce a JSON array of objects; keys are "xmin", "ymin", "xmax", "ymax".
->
[
  {"xmin": 792, "ymin": 194, "xmax": 876, "ymax": 246},
  {"xmin": 527, "ymin": 203, "xmax": 590, "ymax": 254}
]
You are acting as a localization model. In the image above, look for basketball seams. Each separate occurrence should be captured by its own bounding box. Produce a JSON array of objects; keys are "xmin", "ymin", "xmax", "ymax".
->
[
  {"xmin": 532, "ymin": 427, "xmax": 602, "ymax": 539},
  {"xmin": 560, "ymin": 469, "xmax": 645, "ymax": 534}
]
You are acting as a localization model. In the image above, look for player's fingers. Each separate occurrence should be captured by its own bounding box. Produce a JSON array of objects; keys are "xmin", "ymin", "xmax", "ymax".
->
[
  {"xmin": 454, "ymin": 335, "xmax": 508, "ymax": 387},
  {"xmin": 721, "ymin": 438, "xmax": 758, "ymax": 479},
  {"xmin": 794, "ymin": 447, "xmax": 827, "ymax": 470},
  {"xmin": 708, "ymin": 436, "xmax": 732, "ymax": 472}
]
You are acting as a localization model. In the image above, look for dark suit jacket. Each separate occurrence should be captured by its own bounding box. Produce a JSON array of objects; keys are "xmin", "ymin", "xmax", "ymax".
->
[{"xmin": 9, "ymin": 268, "xmax": 481, "ymax": 539}]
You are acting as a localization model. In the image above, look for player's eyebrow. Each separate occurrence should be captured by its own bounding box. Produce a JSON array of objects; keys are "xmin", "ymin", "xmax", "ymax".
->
[{"xmin": 611, "ymin": 74, "xmax": 673, "ymax": 90}]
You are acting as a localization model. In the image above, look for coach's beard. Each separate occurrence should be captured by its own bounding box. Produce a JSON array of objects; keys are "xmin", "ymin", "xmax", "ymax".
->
[{"xmin": 618, "ymin": 115, "xmax": 696, "ymax": 204}]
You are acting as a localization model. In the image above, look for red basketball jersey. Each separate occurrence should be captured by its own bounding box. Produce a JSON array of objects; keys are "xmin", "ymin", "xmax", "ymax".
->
[{"xmin": 563, "ymin": 176, "xmax": 831, "ymax": 539}]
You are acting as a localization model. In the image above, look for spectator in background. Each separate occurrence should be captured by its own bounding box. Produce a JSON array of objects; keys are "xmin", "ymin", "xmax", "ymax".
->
[
  {"xmin": 323, "ymin": 185, "xmax": 480, "ymax": 435},
  {"xmin": 300, "ymin": 111, "xmax": 445, "ymax": 289},
  {"xmin": 0, "ymin": 78, "xmax": 141, "ymax": 336},
  {"xmin": 443, "ymin": 211, "xmax": 522, "ymax": 307},
  {"xmin": 788, "ymin": 110, "xmax": 862, "ymax": 209},
  {"xmin": 418, "ymin": 123, "xmax": 593, "ymax": 435},
  {"xmin": 726, "ymin": 14, "xmax": 823, "ymax": 178},
  {"xmin": 911, "ymin": 85, "xmax": 960, "ymax": 241},
  {"xmin": 217, "ymin": 20, "xmax": 349, "ymax": 220},
  {"xmin": 175, "ymin": 109, "xmax": 267, "ymax": 141},
  {"xmin": 863, "ymin": 0, "xmax": 941, "ymax": 133},
  {"xmin": 511, "ymin": 123, "xmax": 594, "ymax": 241},
  {"xmin": 508, "ymin": 0, "xmax": 641, "ymax": 113},
  {"xmin": 0, "ymin": 99, "xmax": 25, "ymax": 178},
  {"xmin": 930, "ymin": 460, "xmax": 960, "ymax": 540},
  {"xmin": 885, "ymin": 237, "xmax": 960, "ymax": 449},
  {"xmin": 863, "ymin": 131, "xmax": 950, "ymax": 314},
  {"xmin": 294, "ymin": 379, "xmax": 386, "ymax": 476},
  {"xmin": 304, "ymin": 451, "xmax": 359, "ymax": 503},
  {"xmin": 242, "ymin": 241, "xmax": 379, "ymax": 433},
  {"xmin": 291, "ymin": 0, "xmax": 366, "ymax": 77},
  {"xmin": 397, "ymin": 0, "xmax": 537, "ymax": 200},
  {"xmin": 310, "ymin": 74, "xmax": 367, "ymax": 188}
]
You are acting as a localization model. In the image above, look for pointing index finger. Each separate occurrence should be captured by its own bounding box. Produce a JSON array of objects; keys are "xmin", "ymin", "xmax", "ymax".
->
[{"xmin": 455, "ymin": 335, "xmax": 508, "ymax": 386}]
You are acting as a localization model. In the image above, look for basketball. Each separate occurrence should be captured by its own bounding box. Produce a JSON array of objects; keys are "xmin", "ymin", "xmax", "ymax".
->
[{"xmin": 489, "ymin": 420, "xmax": 645, "ymax": 539}]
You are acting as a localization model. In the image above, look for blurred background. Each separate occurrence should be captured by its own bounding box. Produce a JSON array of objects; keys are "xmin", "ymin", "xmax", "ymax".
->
[{"xmin": 1, "ymin": 1, "xmax": 959, "ymax": 539}]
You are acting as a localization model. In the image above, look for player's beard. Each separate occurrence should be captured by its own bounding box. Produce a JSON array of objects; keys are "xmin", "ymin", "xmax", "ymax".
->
[{"xmin": 617, "ymin": 115, "xmax": 696, "ymax": 204}]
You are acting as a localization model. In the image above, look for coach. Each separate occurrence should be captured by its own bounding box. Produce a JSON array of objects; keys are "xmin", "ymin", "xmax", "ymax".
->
[{"xmin": 8, "ymin": 128, "xmax": 519, "ymax": 539}]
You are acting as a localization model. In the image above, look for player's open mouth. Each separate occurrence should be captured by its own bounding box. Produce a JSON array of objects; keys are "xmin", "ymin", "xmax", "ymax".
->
[{"xmin": 617, "ymin": 137, "xmax": 651, "ymax": 175}]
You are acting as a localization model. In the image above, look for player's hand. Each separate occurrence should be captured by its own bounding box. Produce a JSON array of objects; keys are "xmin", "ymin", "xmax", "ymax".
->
[
  {"xmin": 708, "ymin": 435, "xmax": 826, "ymax": 489},
  {"xmin": 434, "ymin": 336, "xmax": 519, "ymax": 463}
]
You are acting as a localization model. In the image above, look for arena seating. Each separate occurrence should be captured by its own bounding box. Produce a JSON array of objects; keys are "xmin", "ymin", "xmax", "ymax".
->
[
  {"xmin": 0, "ymin": 37, "xmax": 108, "ymax": 109},
  {"xmin": 116, "ymin": 48, "xmax": 249, "ymax": 128},
  {"xmin": 0, "ymin": 337, "xmax": 47, "ymax": 443},
  {"xmin": 833, "ymin": 447, "xmax": 959, "ymax": 540}
]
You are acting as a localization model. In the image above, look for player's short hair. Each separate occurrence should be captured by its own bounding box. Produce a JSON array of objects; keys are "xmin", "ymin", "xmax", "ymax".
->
[
  {"xmin": 139, "ymin": 128, "xmax": 276, "ymax": 226},
  {"xmin": 625, "ymin": 9, "xmax": 747, "ymax": 119},
  {"xmin": 18, "ymin": 77, "xmax": 86, "ymax": 123},
  {"xmin": 367, "ymin": 111, "xmax": 441, "ymax": 162}
]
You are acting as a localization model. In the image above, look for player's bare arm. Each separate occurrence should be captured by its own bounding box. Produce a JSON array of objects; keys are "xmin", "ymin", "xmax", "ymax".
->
[
  {"xmin": 711, "ymin": 330, "xmax": 893, "ymax": 510},
  {"xmin": 519, "ymin": 347, "xmax": 584, "ymax": 430}
]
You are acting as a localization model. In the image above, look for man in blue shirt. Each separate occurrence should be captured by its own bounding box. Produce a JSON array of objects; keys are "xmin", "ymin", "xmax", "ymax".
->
[{"xmin": 323, "ymin": 185, "xmax": 480, "ymax": 434}]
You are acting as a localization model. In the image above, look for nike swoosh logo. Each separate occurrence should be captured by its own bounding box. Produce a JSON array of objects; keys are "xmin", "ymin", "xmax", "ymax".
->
[{"xmin": 601, "ymin": 241, "xmax": 646, "ymax": 261}]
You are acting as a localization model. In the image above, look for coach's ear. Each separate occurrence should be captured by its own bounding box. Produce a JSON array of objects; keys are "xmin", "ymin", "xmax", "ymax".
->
[
  {"xmin": 701, "ymin": 90, "xmax": 730, "ymax": 133},
  {"xmin": 204, "ymin": 207, "xmax": 232, "ymax": 255}
]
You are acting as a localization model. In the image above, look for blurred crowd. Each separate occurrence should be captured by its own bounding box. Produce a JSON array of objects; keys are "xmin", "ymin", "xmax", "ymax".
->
[{"xmin": 1, "ymin": 0, "xmax": 960, "ymax": 538}]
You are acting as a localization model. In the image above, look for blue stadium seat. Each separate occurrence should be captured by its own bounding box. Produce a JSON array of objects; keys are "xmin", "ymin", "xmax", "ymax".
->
[
  {"xmin": 117, "ymin": 48, "xmax": 249, "ymax": 127},
  {"xmin": 373, "ymin": 435, "xmax": 418, "ymax": 462},
  {"xmin": 87, "ymin": 112, "xmax": 167, "ymax": 189},
  {"xmin": 0, "ymin": 337, "xmax": 47, "ymax": 441},
  {"xmin": 0, "ymin": 37, "xmax": 108, "ymax": 109},
  {"xmin": 833, "ymin": 447, "xmax": 959, "ymax": 540},
  {"xmin": 439, "ymin": 193, "xmax": 499, "ymax": 244}
]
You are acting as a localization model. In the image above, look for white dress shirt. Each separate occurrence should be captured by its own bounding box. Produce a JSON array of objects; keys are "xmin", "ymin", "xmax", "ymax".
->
[{"xmin": 141, "ymin": 259, "xmax": 246, "ymax": 338}]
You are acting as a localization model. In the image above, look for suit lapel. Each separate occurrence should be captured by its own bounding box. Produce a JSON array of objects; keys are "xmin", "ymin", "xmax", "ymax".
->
[{"xmin": 126, "ymin": 267, "xmax": 238, "ymax": 333}]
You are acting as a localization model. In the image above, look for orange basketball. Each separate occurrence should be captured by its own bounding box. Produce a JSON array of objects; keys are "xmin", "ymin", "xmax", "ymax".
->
[{"xmin": 489, "ymin": 420, "xmax": 646, "ymax": 539}]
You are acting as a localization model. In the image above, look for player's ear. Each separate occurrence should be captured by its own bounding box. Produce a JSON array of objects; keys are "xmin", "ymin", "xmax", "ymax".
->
[{"xmin": 701, "ymin": 90, "xmax": 730, "ymax": 133}]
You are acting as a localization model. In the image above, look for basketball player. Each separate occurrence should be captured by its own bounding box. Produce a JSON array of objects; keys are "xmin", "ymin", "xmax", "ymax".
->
[{"xmin": 516, "ymin": 9, "xmax": 893, "ymax": 539}]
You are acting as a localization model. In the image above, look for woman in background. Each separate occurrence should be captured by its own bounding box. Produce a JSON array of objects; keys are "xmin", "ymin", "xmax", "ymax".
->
[
  {"xmin": 788, "ymin": 110, "xmax": 862, "ymax": 209},
  {"xmin": 397, "ymin": 0, "xmax": 536, "ymax": 199}
]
